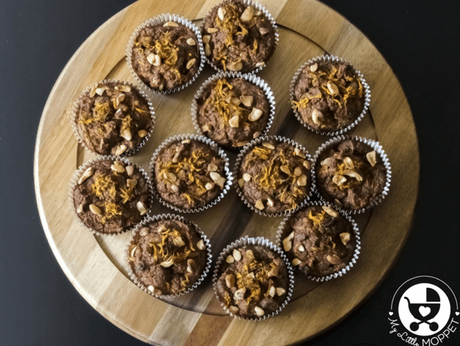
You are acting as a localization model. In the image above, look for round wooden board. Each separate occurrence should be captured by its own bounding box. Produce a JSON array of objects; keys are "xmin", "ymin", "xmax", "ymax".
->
[{"xmin": 34, "ymin": 0, "xmax": 420, "ymax": 344}]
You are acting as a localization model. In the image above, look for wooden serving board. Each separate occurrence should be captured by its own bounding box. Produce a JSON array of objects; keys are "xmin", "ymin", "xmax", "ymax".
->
[{"xmin": 34, "ymin": 0, "xmax": 420, "ymax": 344}]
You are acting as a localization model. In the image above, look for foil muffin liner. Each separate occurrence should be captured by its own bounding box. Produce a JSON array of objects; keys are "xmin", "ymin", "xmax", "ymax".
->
[
  {"xmin": 233, "ymin": 135, "xmax": 314, "ymax": 217},
  {"xmin": 200, "ymin": 0, "xmax": 279, "ymax": 74},
  {"xmin": 275, "ymin": 201, "xmax": 361, "ymax": 282},
  {"xmin": 312, "ymin": 135, "xmax": 392, "ymax": 214},
  {"xmin": 212, "ymin": 236, "xmax": 294, "ymax": 321},
  {"xmin": 70, "ymin": 79, "xmax": 155, "ymax": 157},
  {"xmin": 191, "ymin": 71, "xmax": 275, "ymax": 150},
  {"xmin": 126, "ymin": 13, "xmax": 205, "ymax": 95},
  {"xmin": 69, "ymin": 155, "xmax": 154, "ymax": 236},
  {"xmin": 149, "ymin": 133, "xmax": 233, "ymax": 213},
  {"xmin": 125, "ymin": 213, "xmax": 212, "ymax": 299},
  {"xmin": 289, "ymin": 55, "xmax": 371, "ymax": 136}
]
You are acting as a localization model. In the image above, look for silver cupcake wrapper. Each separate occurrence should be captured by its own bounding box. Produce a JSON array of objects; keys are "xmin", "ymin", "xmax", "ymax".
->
[
  {"xmin": 191, "ymin": 71, "xmax": 275, "ymax": 150},
  {"xmin": 212, "ymin": 236, "xmax": 294, "ymax": 321},
  {"xmin": 70, "ymin": 79, "xmax": 156, "ymax": 157},
  {"xmin": 149, "ymin": 133, "xmax": 233, "ymax": 213},
  {"xmin": 69, "ymin": 155, "xmax": 155, "ymax": 236},
  {"xmin": 289, "ymin": 55, "xmax": 371, "ymax": 136},
  {"xmin": 233, "ymin": 135, "xmax": 314, "ymax": 217},
  {"xmin": 125, "ymin": 213, "xmax": 212, "ymax": 298},
  {"xmin": 275, "ymin": 200, "xmax": 361, "ymax": 282},
  {"xmin": 312, "ymin": 135, "xmax": 392, "ymax": 214},
  {"xmin": 126, "ymin": 14, "xmax": 205, "ymax": 95},
  {"xmin": 200, "ymin": 0, "xmax": 279, "ymax": 74}
]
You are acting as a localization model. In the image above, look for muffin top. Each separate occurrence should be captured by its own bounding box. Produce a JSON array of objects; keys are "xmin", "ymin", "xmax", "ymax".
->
[
  {"xmin": 196, "ymin": 77, "xmax": 270, "ymax": 148},
  {"xmin": 215, "ymin": 245, "xmax": 288, "ymax": 319},
  {"xmin": 128, "ymin": 218, "xmax": 208, "ymax": 295},
  {"xmin": 316, "ymin": 139, "xmax": 386, "ymax": 210},
  {"xmin": 154, "ymin": 139, "xmax": 227, "ymax": 210},
  {"xmin": 202, "ymin": 0, "xmax": 276, "ymax": 73},
  {"xmin": 281, "ymin": 205, "xmax": 356, "ymax": 277},
  {"xmin": 74, "ymin": 81, "xmax": 153, "ymax": 156},
  {"xmin": 237, "ymin": 139, "xmax": 311, "ymax": 214},
  {"xmin": 73, "ymin": 159, "xmax": 150, "ymax": 234},
  {"xmin": 292, "ymin": 60, "xmax": 365, "ymax": 132},
  {"xmin": 131, "ymin": 22, "xmax": 201, "ymax": 91}
]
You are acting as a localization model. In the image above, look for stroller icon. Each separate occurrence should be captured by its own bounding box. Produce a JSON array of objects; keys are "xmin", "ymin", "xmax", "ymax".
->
[{"xmin": 404, "ymin": 287, "xmax": 441, "ymax": 332}]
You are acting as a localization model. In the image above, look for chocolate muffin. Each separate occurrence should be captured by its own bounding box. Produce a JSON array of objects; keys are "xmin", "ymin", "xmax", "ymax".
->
[
  {"xmin": 195, "ymin": 76, "xmax": 271, "ymax": 148},
  {"xmin": 215, "ymin": 244, "xmax": 289, "ymax": 319},
  {"xmin": 130, "ymin": 20, "xmax": 201, "ymax": 92},
  {"xmin": 153, "ymin": 138, "xmax": 228, "ymax": 210},
  {"xmin": 315, "ymin": 138, "xmax": 387, "ymax": 210},
  {"xmin": 73, "ymin": 81, "xmax": 153, "ymax": 156},
  {"xmin": 236, "ymin": 138, "xmax": 312, "ymax": 214},
  {"xmin": 202, "ymin": 0, "xmax": 277, "ymax": 73},
  {"xmin": 281, "ymin": 205, "xmax": 357, "ymax": 277},
  {"xmin": 73, "ymin": 158, "xmax": 151, "ymax": 234},
  {"xmin": 291, "ymin": 58, "xmax": 366, "ymax": 133},
  {"xmin": 128, "ymin": 217, "xmax": 209, "ymax": 296}
]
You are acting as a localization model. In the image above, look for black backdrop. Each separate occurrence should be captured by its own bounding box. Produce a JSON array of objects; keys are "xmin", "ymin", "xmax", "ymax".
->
[{"xmin": 1, "ymin": 0, "xmax": 460, "ymax": 345}]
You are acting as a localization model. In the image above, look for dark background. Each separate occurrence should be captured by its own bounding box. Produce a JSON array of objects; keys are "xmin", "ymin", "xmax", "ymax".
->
[{"xmin": 1, "ymin": 0, "xmax": 459, "ymax": 345}]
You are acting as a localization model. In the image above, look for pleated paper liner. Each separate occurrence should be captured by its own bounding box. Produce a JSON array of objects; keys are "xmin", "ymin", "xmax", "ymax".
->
[
  {"xmin": 69, "ymin": 155, "xmax": 154, "ymax": 236},
  {"xmin": 126, "ymin": 13, "xmax": 205, "ymax": 95},
  {"xmin": 311, "ymin": 135, "xmax": 392, "ymax": 214},
  {"xmin": 149, "ymin": 134, "xmax": 233, "ymax": 213},
  {"xmin": 276, "ymin": 200, "xmax": 361, "ymax": 282},
  {"xmin": 70, "ymin": 79, "xmax": 155, "ymax": 157},
  {"xmin": 191, "ymin": 71, "xmax": 275, "ymax": 150},
  {"xmin": 233, "ymin": 135, "xmax": 314, "ymax": 217},
  {"xmin": 289, "ymin": 55, "xmax": 371, "ymax": 136},
  {"xmin": 212, "ymin": 236, "xmax": 294, "ymax": 321},
  {"xmin": 200, "ymin": 0, "xmax": 279, "ymax": 74},
  {"xmin": 125, "ymin": 213, "xmax": 212, "ymax": 299}
]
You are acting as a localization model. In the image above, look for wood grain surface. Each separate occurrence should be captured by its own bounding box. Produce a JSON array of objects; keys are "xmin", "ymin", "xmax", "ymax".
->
[{"xmin": 34, "ymin": 0, "xmax": 420, "ymax": 344}]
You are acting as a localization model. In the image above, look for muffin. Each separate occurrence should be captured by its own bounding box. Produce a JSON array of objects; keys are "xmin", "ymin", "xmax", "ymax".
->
[
  {"xmin": 152, "ymin": 137, "xmax": 229, "ymax": 211},
  {"xmin": 315, "ymin": 138, "xmax": 387, "ymax": 211},
  {"xmin": 280, "ymin": 204, "xmax": 358, "ymax": 278},
  {"xmin": 215, "ymin": 244, "xmax": 289, "ymax": 319},
  {"xmin": 128, "ymin": 216, "xmax": 209, "ymax": 296},
  {"xmin": 72, "ymin": 158, "xmax": 151, "ymax": 234},
  {"xmin": 194, "ymin": 75, "xmax": 272, "ymax": 148},
  {"xmin": 202, "ymin": 0, "xmax": 277, "ymax": 73},
  {"xmin": 236, "ymin": 137, "xmax": 312, "ymax": 215},
  {"xmin": 129, "ymin": 17, "xmax": 202, "ymax": 92},
  {"xmin": 73, "ymin": 81, "xmax": 154, "ymax": 156},
  {"xmin": 291, "ymin": 57, "xmax": 367, "ymax": 133}
]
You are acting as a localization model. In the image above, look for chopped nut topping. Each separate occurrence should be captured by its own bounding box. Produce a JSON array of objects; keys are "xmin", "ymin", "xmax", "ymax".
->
[
  {"xmin": 139, "ymin": 227, "xmax": 149, "ymax": 236},
  {"xmin": 114, "ymin": 144, "xmax": 127, "ymax": 156},
  {"xmin": 207, "ymin": 27, "xmax": 218, "ymax": 33},
  {"xmin": 202, "ymin": 35, "xmax": 211, "ymax": 43},
  {"xmin": 238, "ymin": 178, "xmax": 244, "ymax": 187},
  {"xmin": 136, "ymin": 201, "xmax": 147, "ymax": 215},
  {"xmin": 255, "ymin": 200, "xmax": 264, "ymax": 210},
  {"xmin": 163, "ymin": 21, "xmax": 179, "ymax": 27},
  {"xmin": 248, "ymin": 108, "xmax": 263, "ymax": 122},
  {"xmin": 229, "ymin": 305, "xmax": 239, "ymax": 314},
  {"xmin": 312, "ymin": 109, "xmax": 322, "ymax": 125},
  {"xmin": 276, "ymin": 287, "xmax": 286, "ymax": 296},
  {"xmin": 240, "ymin": 95, "xmax": 253, "ymax": 107},
  {"xmin": 126, "ymin": 165, "xmax": 134, "ymax": 177},
  {"xmin": 196, "ymin": 239, "xmax": 206, "ymax": 250},
  {"xmin": 297, "ymin": 174, "xmax": 307, "ymax": 186},
  {"xmin": 78, "ymin": 167, "xmax": 94, "ymax": 184},
  {"xmin": 226, "ymin": 254, "xmax": 235, "ymax": 263},
  {"xmin": 340, "ymin": 232, "xmax": 351, "ymax": 245},
  {"xmin": 229, "ymin": 115, "xmax": 239, "ymax": 127},
  {"xmin": 366, "ymin": 150, "xmax": 377, "ymax": 167},
  {"xmin": 240, "ymin": 5, "xmax": 254, "ymax": 22},
  {"xmin": 77, "ymin": 204, "xmax": 84, "ymax": 213},
  {"xmin": 89, "ymin": 204, "xmax": 101, "ymax": 215},
  {"xmin": 234, "ymin": 287, "xmax": 246, "ymax": 301},
  {"xmin": 233, "ymin": 249, "xmax": 242, "ymax": 261},
  {"xmin": 327, "ymin": 254, "xmax": 342, "ymax": 265},
  {"xmin": 186, "ymin": 38, "xmax": 196, "ymax": 46},
  {"xmin": 225, "ymin": 274, "xmax": 235, "ymax": 288},
  {"xmin": 332, "ymin": 174, "xmax": 347, "ymax": 186},
  {"xmin": 292, "ymin": 258, "xmax": 301, "ymax": 266},
  {"xmin": 266, "ymin": 197, "xmax": 275, "ymax": 207},
  {"xmin": 242, "ymin": 173, "xmax": 252, "ymax": 182},
  {"xmin": 186, "ymin": 58, "xmax": 196, "ymax": 70},
  {"xmin": 310, "ymin": 63, "xmax": 318, "ymax": 72},
  {"xmin": 283, "ymin": 231, "xmax": 294, "ymax": 252},
  {"xmin": 322, "ymin": 205, "xmax": 339, "ymax": 218},
  {"xmin": 254, "ymin": 306, "xmax": 265, "ymax": 317}
]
